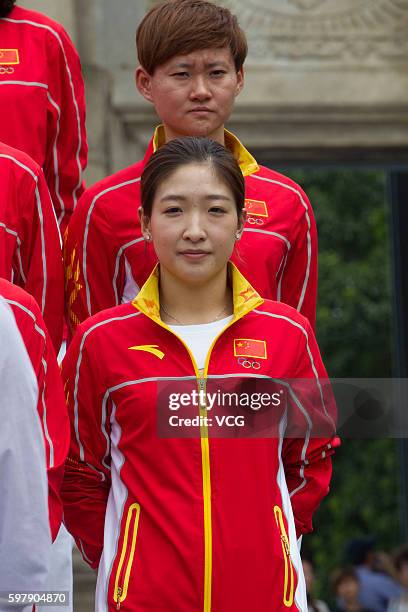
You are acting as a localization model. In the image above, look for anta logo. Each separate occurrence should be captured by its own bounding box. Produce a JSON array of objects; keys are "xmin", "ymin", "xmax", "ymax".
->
[
  {"xmin": 128, "ymin": 344, "xmax": 165, "ymax": 360},
  {"xmin": 0, "ymin": 49, "xmax": 20, "ymax": 65},
  {"xmin": 244, "ymin": 199, "xmax": 268, "ymax": 218}
]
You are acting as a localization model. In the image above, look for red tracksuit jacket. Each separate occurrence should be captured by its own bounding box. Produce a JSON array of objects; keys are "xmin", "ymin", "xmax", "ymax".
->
[
  {"xmin": 64, "ymin": 126, "xmax": 317, "ymax": 334},
  {"xmin": 0, "ymin": 278, "xmax": 69, "ymax": 540},
  {"xmin": 0, "ymin": 5, "xmax": 87, "ymax": 231},
  {"xmin": 62, "ymin": 264, "xmax": 337, "ymax": 612},
  {"xmin": 0, "ymin": 141, "xmax": 64, "ymax": 351}
]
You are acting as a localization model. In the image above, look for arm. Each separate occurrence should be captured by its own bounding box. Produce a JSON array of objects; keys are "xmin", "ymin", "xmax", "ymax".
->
[
  {"xmin": 45, "ymin": 24, "xmax": 88, "ymax": 232},
  {"xmin": 10, "ymin": 292, "xmax": 69, "ymax": 541},
  {"xmin": 64, "ymin": 193, "xmax": 122, "ymax": 335},
  {"xmin": 61, "ymin": 323, "xmax": 111, "ymax": 568},
  {"xmin": 280, "ymin": 188, "xmax": 318, "ymax": 331},
  {"xmin": 282, "ymin": 318, "xmax": 339, "ymax": 536},
  {"xmin": 0, "ymin": 300, "xmax": 51, "ymax": 599},
  {"xmin": 18, "ymin": 165, "xmax": 64, "ymax": 352}
]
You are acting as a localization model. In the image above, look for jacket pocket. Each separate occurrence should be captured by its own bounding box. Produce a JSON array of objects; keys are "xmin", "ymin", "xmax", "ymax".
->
[
  {"xmin": 113, "ymin": 503, "xmax": 141, "ymax": 610},
  {"xmin": 273, "ymin": 505, "xmax": 294, "ymax": 607}
]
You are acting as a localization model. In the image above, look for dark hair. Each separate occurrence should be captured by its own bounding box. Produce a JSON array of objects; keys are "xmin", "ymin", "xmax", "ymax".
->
[
  {"xmin": 141, "ymin": 136, "xmax": 245, "ymax": 218},
  {"xmin": 136, "ymin": 0, "xmax": 247, "ymax": 75},
  {"xmin": 330, "ymin": 567, "xmax": 359, "ymax": 593},
  {"xmin": 393, "ymin": 545, "xmax": 408, "ymax": 572},
  {"xmin": 0, "ymin": 0, "xmax": 16, "ymax": 17}
]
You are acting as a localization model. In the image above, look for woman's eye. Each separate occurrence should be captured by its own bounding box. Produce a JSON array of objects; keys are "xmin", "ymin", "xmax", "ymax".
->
[
  {"xmin": 211, "ymin": 70, "xmax": 226, "ymax": 77},
  {"xmin": 209, "ymin": 207, "xmax": 226, "ymax": 214},
  {"xmin": 171, "ymin": 72, "xmax": 189, "ymax": 78},
  {"xmin": 164, "ymin": 207, "xmax": 182, "ymax": 215}
]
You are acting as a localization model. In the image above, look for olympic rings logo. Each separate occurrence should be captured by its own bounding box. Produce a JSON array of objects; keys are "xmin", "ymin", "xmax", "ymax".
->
[
  {"xmin": 237, "ymin": 357, "xmax": 261, "ymax": 370},
  {"xmin": 0, "ymin": 67, "xmax": 14, "ymax": 74},
  {"xmin": 247, "ymin": 217, "xmax": 264, "ymax": 225}
]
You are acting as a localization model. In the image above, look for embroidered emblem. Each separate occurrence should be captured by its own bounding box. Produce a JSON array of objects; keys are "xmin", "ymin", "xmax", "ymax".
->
[
  {"xmin": 234, "ymin": 338, "xmax": 267, "ymax": 360},
  {"xmin": 0, "ymin": 49, "xmax": 19, "ymax": 65},
  {"xmin": 245, "ymin": 199, "xmax": 268, "ymax": 218}
]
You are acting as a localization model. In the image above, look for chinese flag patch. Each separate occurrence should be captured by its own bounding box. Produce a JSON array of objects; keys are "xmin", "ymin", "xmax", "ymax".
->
[
  {"xmin": 234, "ymin": 338, "xmax": 267, "ymax": 359},
  {"xmin": 0, "ymin": 49, "xmax": 19, "ymax": 65},
  {"xmin": 245, "ymin": 199, "xmax": 268, "ymax": 217}
]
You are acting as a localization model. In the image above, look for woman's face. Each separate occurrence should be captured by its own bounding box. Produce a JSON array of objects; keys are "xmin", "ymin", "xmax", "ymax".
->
[{"xmin": 142, "ymin": 161, "xmax": 244, "ymax": 287}]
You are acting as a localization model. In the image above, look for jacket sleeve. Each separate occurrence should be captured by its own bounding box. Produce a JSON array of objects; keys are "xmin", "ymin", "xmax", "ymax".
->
[
  {"xmin": 282, "ymin": 318, "xmax": 339, "ymax": 537},
  {"xmin": 64, "ymin": 193, "xmax": 121, "ymax": 336},
  {"xmin": 0, "ymin": 300, "xmax": 51, "ymax": 599},
  {"xmin": 18, "ymin": 294, "xmax": 70, "ymax": 541},
  {"xmin": 44, "ymin": 24, "xmax": 87, "ymax": 233},
  {"xmin": 18, "ymin": 165, "xmax": 64, "ymax": 353},
  {"xmin": 61, "ymin": 322, "xmax": 111, "ymax": 568},
  {"xmin": 280, "ymin": 188, "xmax": 317, "ymax": 331}
]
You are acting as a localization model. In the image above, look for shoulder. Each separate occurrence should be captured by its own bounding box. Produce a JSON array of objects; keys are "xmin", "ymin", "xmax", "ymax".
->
[
  {"xmin": 9, "ymin": 6, "xmax": 73, "ymax": 43},
  {"xmin": 73, "ymin": 163, "xmax": 143, "ymax": 216},
  {"xmin": 73, "ymin": 302, "xmax": 143, "ymax": 345},
  {"xmin": 248, "ymin": 165, "xmax": 312, "ymax": 210},
  {"xmin": 0, "ymin": 142, "xmax": 40, "ymax": 179},
  {"xmin": 252, "ymin": 298, "xmax": 312, "ymax": 333},
  {"xmin": 0, "ymin": 278, "xmax": 42, "ymax": 321}
]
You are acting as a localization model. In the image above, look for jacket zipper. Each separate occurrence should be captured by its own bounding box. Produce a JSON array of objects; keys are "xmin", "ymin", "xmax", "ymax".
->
[
  {"xmin": 113, "ymin": 503, "xmax": 141, "ymax": 610},
  {"xmin": 274, "ymin": 505, "xmax": 294, "ymax": 607}
]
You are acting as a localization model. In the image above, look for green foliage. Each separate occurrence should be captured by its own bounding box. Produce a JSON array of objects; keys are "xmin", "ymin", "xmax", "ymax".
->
[{"xmin": 280, "ymin": 168, "xmax": 398, "ymax": 602}]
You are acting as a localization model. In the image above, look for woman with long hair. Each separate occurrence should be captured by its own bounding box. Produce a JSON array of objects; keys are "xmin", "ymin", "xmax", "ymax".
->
[{"xmin": 62, "ymin": 136, "xmax": 337, "ymax": 611}]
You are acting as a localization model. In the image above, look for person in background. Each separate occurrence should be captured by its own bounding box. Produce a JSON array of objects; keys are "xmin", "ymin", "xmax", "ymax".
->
[
  {"xmin": 388, "ymin": 546, "xmax": 408, "ymax": 611},
  {"xmin": 302, "ymin": 556, "xmax": 331, "ymax": 612},
  {"xmin": 0, "ymin": 141, "xmax": 64, "ymax": 352},
  {"xmin": 346, "ymin": 537, "xmax": 403, "ymax": 612},
  {"xmin": 331, "ymin": 568, "xmax": 370, "ymax": 612},
  {"xmin": 0, "ymin": 0, "xmax": 87, "ymax": 232},
  {"xmin": 65, "ymin": 0, "xmax": 317, "ymax": 336},
  {"xmin": 0, "ymin": 297, "xmax": 51, "ymax": 609},
  {"xmin": 62, "ymin": 136, "xmax": 337, "ymax": 611},
  {"xmin": 0, "ymin": 278, "xmax": 71, "ymax": 612}
]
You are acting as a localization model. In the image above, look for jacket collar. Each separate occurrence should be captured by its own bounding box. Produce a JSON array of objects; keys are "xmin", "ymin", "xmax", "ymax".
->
[
  {"xmin": 132, "ymin": 263, "xmax": 264, "ymax": 326},
  {"xmin": 143, "ymin": 125, "xmax": 259, "ymax": 177}
]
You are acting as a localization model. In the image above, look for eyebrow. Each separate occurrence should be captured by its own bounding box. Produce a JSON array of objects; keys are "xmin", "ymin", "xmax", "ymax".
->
[
  {"xmin": 160, "ymin": 194, "xmax": 233, "ymax": 203},
  {"xmin": 171, "ymin": 61, "xmax": 229, "ymax": 69}
]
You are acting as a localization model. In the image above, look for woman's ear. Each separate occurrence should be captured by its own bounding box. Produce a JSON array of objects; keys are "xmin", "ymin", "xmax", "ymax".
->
[
  {"xmin": 135, "ymin": 66, "xmax": 154, "ymax": 103},
  {"xmin": 235, "ymin": 209, "xmax": 246, "ymax": 241},
  {"xmin": 138, "ymin": 206, "xmax": 152, "ymax": 242}
]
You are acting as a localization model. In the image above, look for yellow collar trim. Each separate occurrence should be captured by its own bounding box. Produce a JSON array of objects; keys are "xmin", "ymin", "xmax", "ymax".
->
[
  {"xmin": 152, "ymin": 126, "xmax": 259, "ymax": 177},
  {"xmin": 132, "ymin": 263, "xmax": 263, "ymax": 324}
]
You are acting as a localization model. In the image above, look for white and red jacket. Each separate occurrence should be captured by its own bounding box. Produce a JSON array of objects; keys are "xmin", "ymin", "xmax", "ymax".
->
[
  {"xmin": 0, "ymin": 278, "xmax": 70, "ymax": 541},
  {"xmin": 62, "ymin": 264, "xmax": 337, "ymax": 612},
  {"xmin": 64, "ymin": 126, "xmax": 317, "ymax": 334},
  {"xmin": 0, "ymin": 141, "xmax": 63, "ymax": 350},
  {"xmin": 0, "ymin": 5, "xmax": 87, "ymax": 231}
]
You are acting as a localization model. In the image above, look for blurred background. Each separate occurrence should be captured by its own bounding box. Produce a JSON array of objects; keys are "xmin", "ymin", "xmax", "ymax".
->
[{"xmin": 19, "ymin": 0, "xmax": 408, "ymax": 609}]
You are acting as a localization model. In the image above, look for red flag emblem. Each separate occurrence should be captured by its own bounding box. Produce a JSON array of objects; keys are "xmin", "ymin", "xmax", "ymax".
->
[
  {"xmin": 234, "ymin": 338, "xmax": 267, "ymax": 359},
  {"xmin": 0, "ymin": 49, "xmax": 20, "ymax": 65},
  {"xmin": 245, "ymin": 199, "xmax": 268, "ymax": 218}
]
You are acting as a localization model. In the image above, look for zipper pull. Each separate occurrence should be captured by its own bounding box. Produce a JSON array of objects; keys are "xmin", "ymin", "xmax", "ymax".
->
[{"xmin": 116, "ymin": 587, "xmax": 123, "ymax": 610}]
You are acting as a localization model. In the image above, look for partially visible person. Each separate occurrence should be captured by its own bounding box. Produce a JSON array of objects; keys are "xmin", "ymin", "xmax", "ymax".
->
[
  {"xmin": 331, "ymin": 568, "xmax": 370, "ymax": 612},
  {"xmin": 65, "ymin": 0, "xmax": 317, "ymax": 337},
  {"xmin": 347, "ymin": 537, "xmax": 403, "ymax": 612},
  {"xmin": 0, "ymin": 141, "xmax": 64, "ymax": 351},
  {"xmin": 0, "ymin": 297, "xmax": 51, "ymax": 609},
  {"xmin": 0, "ymin": 278, "xmax": 69, "ymax": 540},
  {"xmin": 0, "ymin": 0, "xmax": 87, "ymax": 231},
  {"xmin": 303, "ymin": 556, "xmax": 331, "ymax": 612},
  {"xmin": 388, "ymin": 546, "xmax": 408, "ymax": 611}
]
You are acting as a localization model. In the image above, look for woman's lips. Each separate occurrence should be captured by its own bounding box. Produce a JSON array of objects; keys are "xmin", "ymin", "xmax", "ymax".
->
[{"xmin": 179, "ymin": 250, "xmax": 210, "ymax": 260}]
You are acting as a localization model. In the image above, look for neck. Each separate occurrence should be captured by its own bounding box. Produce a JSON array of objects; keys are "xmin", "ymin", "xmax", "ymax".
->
[
  {"xmin": 163, "ymin": 125, "xmax": 226, "ymax": 146},
  {"xmin": 159, "ymin": 266, "xmax": 232, "ymax": 325}
]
